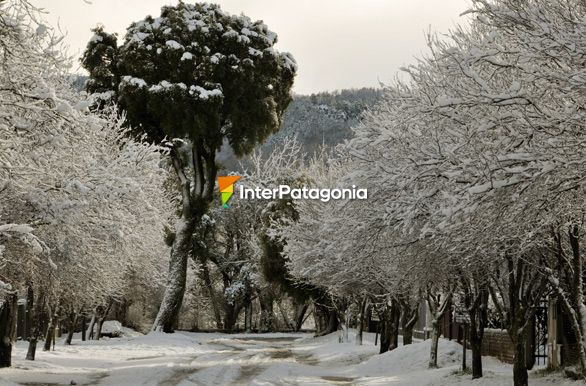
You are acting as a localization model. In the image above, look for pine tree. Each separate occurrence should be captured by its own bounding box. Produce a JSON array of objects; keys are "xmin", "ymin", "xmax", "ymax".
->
[{"xmin": 82, "ymin": 2, "xmax": 296, "ymax": 332}]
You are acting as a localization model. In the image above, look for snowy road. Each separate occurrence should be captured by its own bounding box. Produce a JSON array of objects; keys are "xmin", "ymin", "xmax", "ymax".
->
[
  {"xmin": 0, "ymin": 332, "xmax": 370, "ymax": 386},
  {"xmin": 0, "ymin": 331, "xmax": 581, "ymax": 385}
]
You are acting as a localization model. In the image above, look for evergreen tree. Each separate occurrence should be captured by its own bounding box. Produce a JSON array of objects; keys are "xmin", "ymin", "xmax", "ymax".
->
[
  {"xmin": 82, "ymin": 2, "xmax": 296, "ymax": 332},
  {"xmin": 81, "ymin": 26, "xmax": 118, "ymax": 96}
]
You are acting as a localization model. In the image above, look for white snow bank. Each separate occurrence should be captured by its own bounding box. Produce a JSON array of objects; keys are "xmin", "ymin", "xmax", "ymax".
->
[
  {"xmin": 0, "ymin": 332, "xmax": 583, "ymax": 386},
  {"xmin": 293, "ymin": 330, "xmax": 379, "ymax": 366},
  {"xmin": 358, "ymin": 338, "xmax": 462, "ymax": 375},
  {"xmin": 229, "ymin": 332, "xmax": 308, "ymax": 339},
  {"xmin": 120, "ymin": 326, "xmax": 143, "ymax": 338}
]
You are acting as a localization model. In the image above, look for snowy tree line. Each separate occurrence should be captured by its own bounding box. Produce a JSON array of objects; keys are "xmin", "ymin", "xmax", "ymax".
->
[
  {"xmin": 0, "ymin": 0, "xmax": 171, "ymax": 366},
  {"xmin": 260, "ymin": 1, "xmax": 586, "ymax": 385}
]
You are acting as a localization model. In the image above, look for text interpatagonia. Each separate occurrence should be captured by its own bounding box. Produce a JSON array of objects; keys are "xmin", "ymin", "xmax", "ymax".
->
[{"xmin": 239, "ymin": 184, "xmax": 368, "ymax": 202}]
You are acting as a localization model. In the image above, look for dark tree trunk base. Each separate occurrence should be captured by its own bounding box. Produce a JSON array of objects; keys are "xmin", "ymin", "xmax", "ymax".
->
[
  {"xmin": 43, "ymin": 323, "xmax": 54, "ymax": 352},
  {"xmin": 293, "ymin": 302, "xmax": 309, "ymax": 333},
  {"xmin": 153, "ymin": 215, "xmax": 198, "ymax": 333},
  {"xmin": 403, "ymin": 329, "xmax": 414, "ymax": 345},
  {"xmin": 379, "ymin": 301, "xmax": 400, "ymax": 354},
  {"xmin": 471, "ymin": 341, "xmax": 482, "ymax": 378},
  {"xmin": 513, "ymin": 338, "xmax": 528, "ymax": 386},
  {"xmin": 314, "ymin": 302, "xmax": 339, "ymax": 337},
  {"xmin": 26, "ymin": 339, "xmax": 37, "ymax": 361},
  {"xmin": 0, "ymin": 292, "xmax": 17, "ymax": 367}
]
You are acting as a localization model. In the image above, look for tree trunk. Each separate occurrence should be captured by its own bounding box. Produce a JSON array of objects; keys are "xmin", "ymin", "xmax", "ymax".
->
[
  {"xmin": 340, "ymin": 309, "xmax": 350, "ymax": 343},
  {"xmin": 388, "ymin": 302, "xmax": 400, "ymax": 351},
  {"xmin": 24, "ymin": 286, "xmax": 34, "ymax": 341},
  {"xmin": 568, "ymin": 225, "xmax": 586, "ymax": 375},
  {"xmin": 87, "ymin": 312, "xmax": 96, "ymax": 340},
  {"xmin": 314, "ymin": 302, "xmax": 338, "ymax": 336},
  {"xmin": 469, "ymin": 321, "xmax": 485, "ymax": 378},
  {"xmin": 327, "ymin": 308, "xmax": 339, "ymax": 335},
  {"xmin": 65, "ymin": 310, "xmax": 78, "ymax": 345},
  {"xmin": 513, "ymin": 335, "xmax": 528, "ymax": 386},
  {"xmin": 402, "ymin": 322, "xmax": 415, "ymax": 345},
  {"xmin": 400, "ymin": 300, "xmax": 418, "ymax": 346},
  {"xmin": 525, "ymin": 319, "xmax": 535, "ymax": 370},
  {"xmin": 470, "ymin": 334, "xmax": 482, "ymax": 378},
  {"xmin": 43, "ymin": 305, "xmax": 59, "ymax": 352},
  {"xmin": 200, "ymin": 259, "xmax": 223, "ymax": 330},
  {"xmin": 95, "ymin": 300, "xmax": 113, "ymax": 340},
  {"xmin": 26, "ymin": 339, "xmax": 37, "ymax": 361},
  {"xmin": 113, "ymin": 299, "xmax": 130, "ymax": 326},
  {"xmin": 356, "ymin": 297, "xmax": 368, "ymax": 346},
  {"xmin": 462, "ymin": 275, "xmax": 489, "ymax": 379},
  {"xmin": 379, "ymin": 307, "xmax": 390, "ymax": 353},
  {"xmin": 0, "ymin": 291, "xmax": 17, "ymax": 368},
  {"xmin": 314, "ymin": 303, "xmax": 328, "ymax": 334},
  {"xmin": 403, "ymin": 323, "xmax": 414, "ymax": 345},
  {"xmin": 429, "ymin": 319, "xmax": 440, "ymax": 368},
  {"xmin": 244, "ymin": 300, "xmax": 252, "ymax": 333},
  {"xmin": 277, "ymin": 300, "xmax": 294, "ymax": 330},
  {"xmin": 493, "ymin": 253, "xmax": 545, "ymax": 383},
  {"xmin": 81, "ymin": 314, "xmax": 86, "ymax": 342},
  {"xmin": 223, "ymin": 303, "xmax": 239, "ymax": 332},
  {"xmin": 95, "ymin": 319, "xmax": 105, "ymax": 339},
  {"xmin": 153, "ymin": 149, "xmax": 210, "ymax": 334},
  {"xmin": 427, "ymin": 291, "xmax": 452, "ymax": 368},
  {"xmin": 379, "ymin": 301, "xmax": 400, "ymax": 353},
  {"xmin": 466, "ymin": 283, "xmax": 488, "ymax": 378},
  {"xmin": 489, "ymin": 255, "xmax": 547, "ymax": 385},
  {"xmin": 65, "ymin": 326, "xmax": 75, "ymax": 345},
  {"xmin": 259, "ymin": 290, "xmax": 274, "ymax": 333},
  {"xmin": 26, "ymin": 290, "xmax": 45, "ymax": 361},
  {"xmin": 293, "ymin": 300, "xmax": 308, "ymax": 332},
  {"xmin": 153, "ymin": 216, "xmax": 197, "ymax": 332},
  {"xmin": 43, "ymin": 317, "xmax": 54, "ymax": 351}
]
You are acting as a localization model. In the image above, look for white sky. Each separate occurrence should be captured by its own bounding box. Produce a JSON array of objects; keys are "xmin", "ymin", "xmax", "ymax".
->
[{"xmin": 34, "ymin": 0, "xmax": 471, "ymax": 94}]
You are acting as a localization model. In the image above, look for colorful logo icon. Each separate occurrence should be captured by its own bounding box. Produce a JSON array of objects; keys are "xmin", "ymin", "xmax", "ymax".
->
[{"xmin": 218, "ymin": 176, "xmax": 241, "ymax": 208}]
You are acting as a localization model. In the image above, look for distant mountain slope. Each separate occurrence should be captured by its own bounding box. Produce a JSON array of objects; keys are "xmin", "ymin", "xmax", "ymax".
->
[{"xmin": 218, "ymin": 88, "xmax": 383, "ymax": 171}]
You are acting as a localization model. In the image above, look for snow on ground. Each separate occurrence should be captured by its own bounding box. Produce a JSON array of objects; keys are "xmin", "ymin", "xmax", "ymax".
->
[{"xmin": 0, "ymin": 329, "xmax": 582, "ymax": 385}]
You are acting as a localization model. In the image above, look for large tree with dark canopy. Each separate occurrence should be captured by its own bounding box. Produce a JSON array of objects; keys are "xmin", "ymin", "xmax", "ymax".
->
[{"xmin": 82, "ymin": 1, "xmax": 296, "ymax": 332}]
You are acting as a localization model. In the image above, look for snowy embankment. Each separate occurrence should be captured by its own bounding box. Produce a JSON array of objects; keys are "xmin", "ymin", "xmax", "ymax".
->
[{"xmin": 0, "ymin": 329, "xmax": 581, "ymax": 385}]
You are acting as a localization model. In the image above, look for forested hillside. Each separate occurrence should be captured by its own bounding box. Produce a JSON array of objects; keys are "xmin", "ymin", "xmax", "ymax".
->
[{"xmin": 217, "ymin": 88, "xmax": 383, "ymax": 171}]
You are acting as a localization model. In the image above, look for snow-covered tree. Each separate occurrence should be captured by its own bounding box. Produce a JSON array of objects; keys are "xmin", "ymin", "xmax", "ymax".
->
[
  {"xmin": 0, "ymin": 0, "xmax": 171, "ymax": 364},
  {"xmin": 82, "ymin": 2, "xmax": 297, "ymax": 332},
  {"xmin": 273, "ymin": 0, "xmax": 586, "ymax": 383}
]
